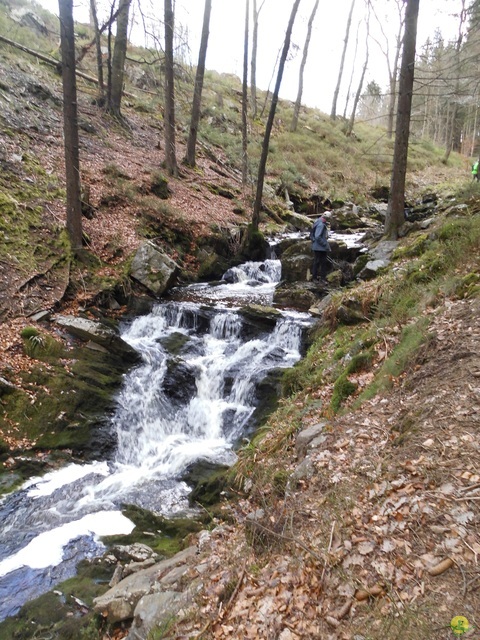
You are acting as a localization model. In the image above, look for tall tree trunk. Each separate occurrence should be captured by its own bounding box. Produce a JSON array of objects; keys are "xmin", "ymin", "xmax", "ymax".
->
[
  {"xmin": 164, "ymin": 0, "xmax": 178, "ymax": 176},
  {"xmin": 345, "ymin": 8, "xmax": 370, "ymax": 137},
  {"xmin": 242, "ymin": 0, "xmax": 249, "ymax": 185},
  {"xmin": 291, "ymin": 0, "xmax": 319, "ymax": 132},
  {"xmin": 185, "ymin": 0, "xmax": 212, "ymax": 167},
  {"xmin": 252, "ymin": 0, "xmax": 301, "ymax": 231},
  {"xmin": 106, "ymin": 3, "xmax": 114, "ymax": 108},
  {"xmin": 385, "ymin": 0, "xmax": 420, "ymax": 240},
  {"xmin": 90, "ymin": 0, "xmax": 104, "ymax": 102},
  {"xmin": 342, "ymin": 20, "xmax": 360, "ymax": 119},
  {"xmin": 58, "ymin": 0, "xmax": 82, "ymax": 250},
  {"xmin": 108, "ymin": 0, "xmax": 131, "ymax": 117},
  {"xmin": 345, "ymin": 45, "xmax": 368, "ymax": 136},
  {"xmin": 443, "ymin": 0, "xmax": 467, "ymax": 163},
  {"xmin": 250, "ymin": 0, "xmax": 265, "ymax": 120},
  {"xmin": 331, "ymin": 0, "xmax": 356, "ymax": 121}
]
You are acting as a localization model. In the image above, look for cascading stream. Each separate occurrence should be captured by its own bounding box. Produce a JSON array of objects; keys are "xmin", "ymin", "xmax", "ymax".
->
[{"xmin": 0, "ymin": 258, "xmax": 312, "ymax": 620}]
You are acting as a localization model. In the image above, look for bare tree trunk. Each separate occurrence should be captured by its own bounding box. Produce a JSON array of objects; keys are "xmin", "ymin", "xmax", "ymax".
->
[
  {"xmin": 250, "ymin": 0, "xmax": 265, "ymax": 120},
  {"xmin": 443, "ymin": 0, "xmax": 467, "ymax": 163},
  {"xmin": 345, "ymin": 44, "xmax": 368, "ymax": 136},
  {"xmin": 106, "ymin": 3, "xmax": 115, "ymax": 109},
  {"xmin": 345, "ymin": 8, "xmax": 370, "ymax": 137},
  {"xmin": 385, "ymin": 0, "xmax": 420, "ymax": 240},
  {"xmin": 252, "ymin": 0, "xmax": 301, "ymax": 231},
  {"xmin": 90, "ymin": 0, "xmax": 104, "ymax": 102},
  {"xmin": 58, "ymin": 0, "xmax": 82, "ymax": 250},
  {"xmin": 291, "ymin": 0, "xmax": 319, "ymax": 132},
  {"xmin": 108, "ymin": 0, "xmax": 131, "ymax": 117},
  {"xmin": 342, "ymin": 20, "xmax": 360, "ymax": 119},
  {"xmin": 164, "ymin": 0, "xmax": 178, "ymax": 176},
  {"xmin": 185, "ymin": 0, "xmax": 212, "ymax": 167},
  {"xmin": 242, "ymin": 0, "xmax": 249, "ymax": 185},
  {"xmin": 470, "ymin": 102, "xmax": 479, "ymax": 157},
  {"xmin": 331, "ymin": 0, "xmax": 356, "ymax": 121}
]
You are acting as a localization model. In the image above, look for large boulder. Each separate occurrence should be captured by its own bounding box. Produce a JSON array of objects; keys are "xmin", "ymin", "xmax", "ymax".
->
[
  {"xmin": 280, "ymin": 240, "xmax": 312, "ymax": 282},
  {"xmin": 330, "ymin": 206, "xmax": 365, "ymax": 230},
  {"xmin": 357, "ymin": 259, "xmax": 389, "ymax": 280},
  {"xmin": 55, "ymin": 315, "xmax": 140, "ymax": 363},
  {"xmin": 93, "ymin": 546, "xmax": 198, "ymax": 624},
  {"xmin": 273, "ymin": 283, "xmax": 322, "ymax": 311},
  {"xmin": 130, "ymin": 241, "xmax": 180, "ymax": 295}
]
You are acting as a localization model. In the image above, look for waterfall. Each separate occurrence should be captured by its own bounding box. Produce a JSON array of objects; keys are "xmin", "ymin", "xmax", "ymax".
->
[{"xmin": 0, "ymin": 257, "xmax": 312, "ymax": 620}]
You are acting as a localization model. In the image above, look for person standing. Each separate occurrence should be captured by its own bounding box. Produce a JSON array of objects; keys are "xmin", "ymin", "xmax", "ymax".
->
[
  {"xmin": 310, "ymin": 215, "xmax": 331, "ymax": 282},
  {"xmin": 472, "ymin": 158, "xmax": 480, "ymax": 182}
]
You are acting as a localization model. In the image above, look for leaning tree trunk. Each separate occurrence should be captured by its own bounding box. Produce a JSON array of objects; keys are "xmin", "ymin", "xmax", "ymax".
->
[
  {"xmin": 58, "ymin": 0, "xmax": 82, "ymax": 250},
  {"xmin": 185, "ymin": 0, "xmax": 212, "ymax": 167},
  {"xmin": 331, "ymin": 0, "xmax": 356, "ymax": 121},
  {"xmin": 385, "ymin": 0, "xmax": 420, "ymax": 240},
  {"xmin": 291, "ymin": 0, "xmax": 319, "ymax": 132},
  {"xmin": 242, "ymin": 0, "xmax": 249, "ymax": 186},
  {"xmin": 252, "ymin": 0, "xmax": 301, "ymax": 231},
  {"xmin": 164, "ymin": 0, "xmax": 178, "ymax": 176},
  {"xmin": 108, "ymin": 0, "xmax": 131, "ymax": 117}
]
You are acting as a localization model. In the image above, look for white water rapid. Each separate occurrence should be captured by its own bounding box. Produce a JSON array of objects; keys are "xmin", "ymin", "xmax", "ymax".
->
[{"xmin": 0, "ymin": 259, "xmax": 312, "ymax": 620}]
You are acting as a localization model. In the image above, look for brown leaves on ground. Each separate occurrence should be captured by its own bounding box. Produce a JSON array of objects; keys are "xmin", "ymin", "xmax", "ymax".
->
[{"xmin": 171, "ymin": 296, "xmax": 480, "ymax": 639}]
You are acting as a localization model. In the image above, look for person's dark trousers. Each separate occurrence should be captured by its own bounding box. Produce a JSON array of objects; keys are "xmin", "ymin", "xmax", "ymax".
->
[{"xmin": 312, "ymin": 251, "xmax": 328, "ymax": 280}]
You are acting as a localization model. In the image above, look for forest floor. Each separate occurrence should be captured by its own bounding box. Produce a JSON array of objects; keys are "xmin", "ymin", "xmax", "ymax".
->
[{"xmin": 168, "ymin": 295, "xmax": 480, "ymax": 640}]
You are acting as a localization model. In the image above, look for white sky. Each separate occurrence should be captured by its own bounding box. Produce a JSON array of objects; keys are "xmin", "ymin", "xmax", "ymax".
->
[{"xmin": 37, "ymin": 0, "xmax": 461, "ymax": 114}]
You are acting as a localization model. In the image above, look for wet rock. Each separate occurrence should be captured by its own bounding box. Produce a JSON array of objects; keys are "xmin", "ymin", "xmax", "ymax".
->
[
  {"xmin": 239, "ymin": 303, "xmax": 282, "ymax": 328},
  {"xmin": 164, "ymin": 359, "xmax": 198, "ymax": 403},
  {"xmin": 130, "ymin": 241, "xmax": 180, "ymax": 296},
  {"xmin": 55, "ymin": 315, "xmax": 140, "ymax": 363},
  {"xmin": 273, "ymin": 283, "xmax": 319, "ymax": 311}
]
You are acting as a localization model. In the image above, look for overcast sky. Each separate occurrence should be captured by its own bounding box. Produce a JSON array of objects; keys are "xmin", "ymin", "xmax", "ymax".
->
[{"xmin": 37, "ymin": 0, "xmax": 462, "ymax": 114}]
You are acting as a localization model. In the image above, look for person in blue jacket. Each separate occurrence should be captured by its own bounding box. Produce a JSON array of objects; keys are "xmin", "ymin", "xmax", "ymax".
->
[{"xmin": 310, "ymin": 215, "xmax": 331, "ymax": 282}]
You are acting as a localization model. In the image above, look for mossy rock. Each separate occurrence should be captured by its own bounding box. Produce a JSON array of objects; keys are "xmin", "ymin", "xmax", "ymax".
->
[
  {"xmin": 331, "ymin": 374, "xmax": 357, "ymax": 413},
  {"xmin": 103, "ymin": 504, "xmax": 204, "ymax": 557},
  {"xmin": 392, "ymin": 233, "xmax": 430, "ymax": 259},
  {"xmin": 455, "ymin": 272, "xmax": 480, "ymax": 298},
  {"xmin": 150, "ymin": 172, "xmax": 171, "ymax": 199},
  {"xmin": 183, "ymin": 461, "xmax": 231, "ymax": 507}
]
